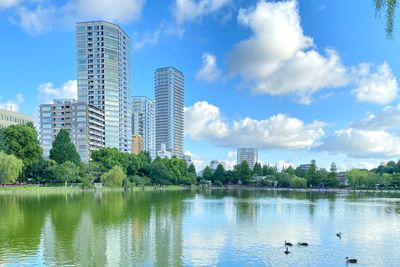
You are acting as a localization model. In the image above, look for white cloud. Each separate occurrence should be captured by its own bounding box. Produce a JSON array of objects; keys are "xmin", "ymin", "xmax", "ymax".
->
[
  {"xmin": 38, "ymin": 80, "xmax": 77, "ymax": 104},
  {"xmin": 321, "ymin": 128, "xmax": 400, "ymax": 158},
  {"xmin": 185, "ymin": 150, "xmax": 206, "ymax": 171},
  {"xmin": 10, "ymin": 0, "xmax": 145, "ymax": 34},
  {"xmin": 276, "ymin": 160, "xmax": 294, "ymax": 171},
  {"xmin": 320, "ymin": 104, "xmax": 400, "ymax": 158},
  {"xmin": 196, "ymin": 52, "xmax": 222, "ymax": 82},
  {"xmin": 133, "ymin": 23, "xmax": 184, "ymax": 50},
  {"xmin": 0, "ymin": 0, "xmax": 19, "ymax": 10},
  {"xmin": 185, "ymin": 100, "xmax": 325, "ymax": 150},
  {"xmin": 227, "ymin": 0, "xmax": 349, "ymax": 104},
  {"xmin": 174, "ymin": 0, "xmax": 231, "ymax": 24},
  {"xmin": 352, "ymin": 62, "xmax": 398, "ymax": 105},
  {"xmin": 0, "ymin": 93, "xmax": 24, "ymax": 112}
]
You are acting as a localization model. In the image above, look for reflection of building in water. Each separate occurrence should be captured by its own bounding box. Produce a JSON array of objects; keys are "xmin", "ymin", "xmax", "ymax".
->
[{"xmin": 236, "ymin": 201, "xmax": 258, "ymax": 224}]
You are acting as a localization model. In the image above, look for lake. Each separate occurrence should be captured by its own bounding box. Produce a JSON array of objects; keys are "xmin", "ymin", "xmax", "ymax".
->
[{"xmin": 0, "ymin": 189, "xmax": 399, "ymax": 266}]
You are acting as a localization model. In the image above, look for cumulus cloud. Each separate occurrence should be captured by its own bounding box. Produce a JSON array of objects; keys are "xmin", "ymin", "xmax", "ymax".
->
[
  {"xmin": 38, "ymin": 80, "xmax": 77, "ymax": 104},
  {"xmin": 0, "ymin": 93, "xmax": 24, "ymax": 112},
  {"xmin": 174, "ymin": 0, "xmax": 231, "ymax": 24},
  {"xmin": 227, "ymin": 0, "xmax": 349, "ymax": 104},
  {"xmin": 185, "ymin": 101, "xmax": 325, "ymax": 150},
  {"xmin": 9, "ymin": 0, "xmax": 145, "ymax": 34},
  {"xmin": 0, "ymin": 0, "xmax": 19, "ymax": 10},
  {"xmin": 319, "ymin": 104, "xmax": 400, "ymax": 158},
  {"xmin": 352, "ymin": 62, "xmax": 398, "ymax": 105},
  {"xmin": 133, "ymin": 23, "xmax": 184, "ymax": 50},
  {"xmin": 196, "ymin": 52, "xmax": 222, "ymax": 82},
  {"xmin": 185, "ymin": 150, "xmax": 206, "ymax": 171}
]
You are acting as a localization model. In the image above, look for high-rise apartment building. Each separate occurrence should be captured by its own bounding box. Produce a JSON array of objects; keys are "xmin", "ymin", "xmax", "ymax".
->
[
  {"xmin": 237, "ymin": 148, "xmax": 258, "ymax": 168},
  {"xmin": 132, "ymin": 96, "xmax": 155, "ymax": 158},
  {"xmin": 76, "ymin": 21, "xmax": 131, "ymax": 152},
  {"xmin": 39, "ymin": 99, "xmax": 105, "ymax": 162},
  {"xmin": 0, "ymin": 108, "xmax": 32, "ymax": 128},
  {"xmin": 155, "ymin": 67, "xmax": 184, "ymax": 158}
]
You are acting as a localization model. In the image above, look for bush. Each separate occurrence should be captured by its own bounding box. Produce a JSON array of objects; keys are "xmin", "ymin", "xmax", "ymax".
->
[
  {"xmin": 0, "ymin": 152, "xmax": 23, "ymax": 184},
  {"xmin": 101, "ymin": 165, "xmax": 126, "ymax": 187},
  {"xmin": 290, "ymin": 176, "xmax": 307, "ymax": 188},
  {"xmin": 130, "ymin": 175, "xmax": 151, "ymax": 186}
]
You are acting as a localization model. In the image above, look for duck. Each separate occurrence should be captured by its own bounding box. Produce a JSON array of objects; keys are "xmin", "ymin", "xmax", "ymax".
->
[
  {"xmin": 297, "ymin": 242, "xmax": 308, "ymax": 246},
  {"xmin": 336, "ymin": 232, "xmax": 342, "ymax": 239},
  {"xmin": 345, "ymin": 257, "xmax": 358, "ymax": 264},
  {"xmin": 284, "ymin": 241, "xmax": 293, "ymax": 247},
  {"xmin": 284, "ymin": 246, "xmax": 290, "ymax": 255}
]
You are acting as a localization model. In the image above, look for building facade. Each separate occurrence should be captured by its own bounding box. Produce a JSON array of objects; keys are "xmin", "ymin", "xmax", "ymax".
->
[
  {"xmin": 155, "ymin": 67, "xmax": 184, "ymax": 158},
  {"xmin": 131, "ymin": 135, "xmax": 144, "ymax": 155},
  {"xmin": 39, "ymin": 99, "xmax": 105, "ymax": 162},
  {"xmin": 0, "ymin": 108, "xmax": 32, "ymax": 128},
  {"xmin": 76, "ymin": 21, "xmax": 131, "ymax": 152},
  {"xmin": 237, "ymin": 148, "xmax": 258, "ymax": 168},
  {"xmin": 132, "ymin": 96, "xmax": 155, "ymax": 158}
]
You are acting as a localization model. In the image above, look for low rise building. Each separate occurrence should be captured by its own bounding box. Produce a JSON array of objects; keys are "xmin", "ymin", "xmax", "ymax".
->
[
  {"xmin": 157, "ymin": 143, "xmax": 172, "ymax": 159},
  {"xmin": 39, "ymin": 99, "xmax": 105, "ymax": 162},
  {"xmin": 0, "ymin": 108, "xmax": 32, "ymax": 128}
]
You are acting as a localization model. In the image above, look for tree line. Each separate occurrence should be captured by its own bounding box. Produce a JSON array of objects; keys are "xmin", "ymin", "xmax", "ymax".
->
[
  {"xmin": 1, "ymin": 123, "xmax": 400, "ymax": 189},
  {"xmin": 0, "ymin": 123, "xmax": 196, "ymax": 187},
  {"xmin": 201, "ymin": 159, "xmax": 400, "ymax": 189}
]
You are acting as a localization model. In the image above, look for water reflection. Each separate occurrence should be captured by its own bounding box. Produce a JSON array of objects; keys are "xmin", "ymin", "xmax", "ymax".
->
[{"xmin": 0, "ymin": 190, "xmax": 399, "ymax": 266}]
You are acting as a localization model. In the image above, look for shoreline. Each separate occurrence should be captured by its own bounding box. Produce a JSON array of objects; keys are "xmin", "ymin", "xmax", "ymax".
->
[
  {"xmin": 0, "ymin": 185, "xmax": 190, "ymax": 194},
  {"xmin": 220, "ymin": 185, "xmax": 400, "ymax": 194}
]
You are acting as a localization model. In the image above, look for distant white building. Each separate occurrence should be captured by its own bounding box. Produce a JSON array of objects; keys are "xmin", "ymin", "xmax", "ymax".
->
[
  {"xmin": 237, "ymin": 148, "xmax": 258, "ymax": 168},
  {"xmin": 209, "ymin": 160, "xmax": 225, "ymax": 171},
  {"xmin": 157, "ymin": 143, "xmax": 172, "ymax": 159}
]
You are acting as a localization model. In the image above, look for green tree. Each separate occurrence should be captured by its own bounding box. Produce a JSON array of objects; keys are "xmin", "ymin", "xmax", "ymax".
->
[
  {"xmin": 238, "ymin": 161, "xmax": 252, "ymax": 184},
  {"xmin": 289, "ymin": 176, "xmax": 307, "ymax": 188},
  {"xmin": 46, "ymin": 161, "xmax": 80, "ymax": 186},
  {"xmin": 306, "ymin": 160, "xmax": 319, "ymax": 187},
  {"xmin": 188, "ymin": 164, "xmax": 196, "ymax": 175},
  {"xmin": 212, "ymin": 164, "xmax": 226, "ymax": 184},
  {"xmin": 49, "ymin": 129, "xmax": 80, "ymax": 165},
  {"xmin": 101, "ymin": 165, "xmax": 126, "ymax": 187},
  {"xmin": 202, "ymin": 166, "xmax": 213, "ymax": 181},
  {"xmin": 253, "ymin": 162, "xmax": 263, "ymax": 176},
  {"xmin": 324, "ymin": 162, "xmax": 339, "ymax": 188},
  {"xmin": 1, "ymin": 123, "xmax": 42, "ymax": 179},
  {"xmin": 150, "ymin": 159, "xmax": 173, "ymax": 185},
  {"xmin": 375, "ymin": 0, "xmax": 398, "ymax": 37},
  {"xmin": 0, "ymin": 152, "xmax": 23, "ymax": 184}
]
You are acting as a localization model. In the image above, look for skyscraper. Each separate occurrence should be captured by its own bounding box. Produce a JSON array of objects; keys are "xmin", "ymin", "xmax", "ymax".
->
[
  {"xmin": 132, "ymin": 96, "xmax": 155, "ymax": 158},
  {"xmin": 76, "ymin": 21, "xmax": 131, "ymax": 152},
  {"xmin": 155, "ymin": 67, "xmax": 184, "ymax": 158},
  {"xmin": 237, "ymin": 148, "xmax": 258, "ymax": 168}
]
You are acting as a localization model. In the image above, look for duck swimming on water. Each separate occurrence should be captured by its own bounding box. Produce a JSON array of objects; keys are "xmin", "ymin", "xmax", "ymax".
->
[
  {"xmin": 284, "ymin": 241, "xmax": 293, "ymax": 247},
  {"xmin": 284, "ymin": 247, "xmax": 290, "ymax": 255},
  {"xmin": 336, "ymin": 232, "xmax": 342, "ymax": 239},
  {"xmin": 345, "ymin": 257, "xmax": 358, "ymax": 264},
  {"xmin": 297, "ymin": 242, "xmax": 308, "ymax": 246}
]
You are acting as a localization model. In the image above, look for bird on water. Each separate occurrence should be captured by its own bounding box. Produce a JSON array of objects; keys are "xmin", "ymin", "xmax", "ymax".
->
[
  {"xmin": 297, "ymin": 242, "xmax": 308, "ymax": 246},
  {"xmin": 284, "ymin": 246, "xmax": 290, "ymax": 255},
  {"xmin": 336, "ymin": 232, "xmax": 342, "ymax": 239},
  {"xmin": 284, "ymin": 241, "xmax": 293, "ymax": 247},
  {"xmin": 345, "ymin": 257, "xmax": 358, "ymax": 264}
]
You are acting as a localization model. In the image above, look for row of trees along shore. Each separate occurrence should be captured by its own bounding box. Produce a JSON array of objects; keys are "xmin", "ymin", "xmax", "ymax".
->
[{"xmin": 0, "ymin": 123, "xmax": 400, "ymax": 189}]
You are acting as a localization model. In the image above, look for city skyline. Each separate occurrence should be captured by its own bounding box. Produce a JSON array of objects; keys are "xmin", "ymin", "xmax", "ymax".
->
[{"xmin": 1, "ymin": 0, "xmax": 399, "ymax": 171}]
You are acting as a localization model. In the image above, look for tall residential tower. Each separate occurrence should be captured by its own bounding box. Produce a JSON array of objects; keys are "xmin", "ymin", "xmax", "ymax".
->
[
  {"xmin": 132, "ymin": 96, "xmax": 155, "ymax": 158},
  {"xmin": 76, "ymin": 21, "xmax": 131, "ymax": 152},
  {"xmin": 237, "ymin": 148, "xmax": 258, "ymax": 168},
  {"xmin": 155, "ymin": 67, "xmax": 184, "ymax": 158}
]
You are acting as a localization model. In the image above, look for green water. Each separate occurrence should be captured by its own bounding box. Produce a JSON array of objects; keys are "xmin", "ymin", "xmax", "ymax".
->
[{"xmin": 0, "ymin": 189, "xmax": 399, "ymax": 266}]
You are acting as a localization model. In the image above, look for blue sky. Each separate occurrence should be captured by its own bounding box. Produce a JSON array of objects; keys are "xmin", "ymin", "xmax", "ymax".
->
[{"xmin": 1, "ymin": 0, "xmax": 400, "ymax": 171}]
